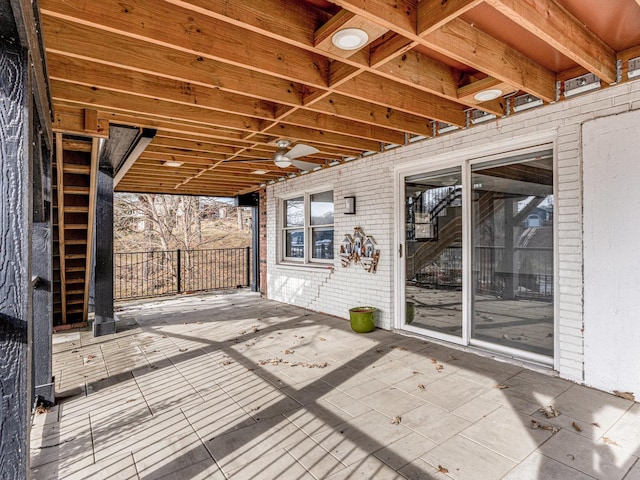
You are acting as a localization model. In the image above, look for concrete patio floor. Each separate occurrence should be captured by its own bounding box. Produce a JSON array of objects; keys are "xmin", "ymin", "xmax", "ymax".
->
[{"xmin": 30, "ymin": 291, "xmax": 640, "ymax": 479}]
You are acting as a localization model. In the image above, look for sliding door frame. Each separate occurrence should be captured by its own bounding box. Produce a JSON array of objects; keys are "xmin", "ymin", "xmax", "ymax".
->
[{"xmin": 394, "ymin": 131, "xmax": 560, "ymax": 370}]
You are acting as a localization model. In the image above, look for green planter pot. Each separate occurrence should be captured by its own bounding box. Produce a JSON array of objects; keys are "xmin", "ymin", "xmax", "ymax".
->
[{"xmin": 349, "ymin": 306, "xmax": 377, "ymax": 333}]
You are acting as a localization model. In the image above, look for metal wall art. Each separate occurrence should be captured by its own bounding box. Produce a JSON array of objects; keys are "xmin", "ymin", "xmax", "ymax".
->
[{"xmin": 339, "ymin": 227, "xmax": 380, "ymax": 273}]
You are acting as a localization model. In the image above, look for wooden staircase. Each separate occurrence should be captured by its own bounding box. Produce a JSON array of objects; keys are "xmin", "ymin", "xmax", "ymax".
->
[{"xmin": 53, "ymin": 134, "xmax": 98, "ymax": 328}]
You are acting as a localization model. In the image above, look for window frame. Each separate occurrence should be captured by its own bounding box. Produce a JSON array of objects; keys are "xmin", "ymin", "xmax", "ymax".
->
[{"xmin": 280, "ymin": 189, "xmax": 334, "ymax": 264}]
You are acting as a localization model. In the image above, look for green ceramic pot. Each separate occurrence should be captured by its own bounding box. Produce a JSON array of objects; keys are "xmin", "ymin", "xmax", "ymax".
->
[{"xmin": 349, "ymin": 306, "xmax": 377, "ymax": 333}]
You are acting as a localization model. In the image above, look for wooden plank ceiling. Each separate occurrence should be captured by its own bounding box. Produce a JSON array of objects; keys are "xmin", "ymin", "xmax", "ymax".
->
[{"xmin": 41, "ymin": 0, "xmax": 640, "ymax": 197}]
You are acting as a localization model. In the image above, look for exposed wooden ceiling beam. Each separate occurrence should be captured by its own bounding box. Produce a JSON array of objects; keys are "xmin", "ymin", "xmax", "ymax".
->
[
  {"xmin": 50, "ymin": 81, "xmax": 265, "ymax": 132},
  {"xmin": 39, "ymin": 0, "xmax": 330, "ymax": 87},
  {"xmin": 307, "ymin": 93, "xmax": 433, "ymax": 136},
  {"xmin": 417, "ymin": 0, "xmax": 483, "ymax": 36},
  {"xmin": 485, "ymin": 0, "xmax": 617, "ymax": 83},
  {"xmin": 48, "ymin": 53, "xmax": 278, "ymax": 121},
  {"xmin": 336, "ymin": 72, "xmax": 467, "ymax": 126},
  {"xmin": 330, "ymin": 0, "xmax": 557, "ymax": 101},
  {"xmin": 42, "ymin": 16, "xmax": 305, "ymax": 107}
]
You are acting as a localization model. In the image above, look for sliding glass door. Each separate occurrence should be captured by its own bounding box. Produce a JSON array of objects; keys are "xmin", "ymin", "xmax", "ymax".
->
[
  {"xmin": 470, "ymin": 154, "xmax": 554, "ymax": 358},
  {"xmin": 402, "ymin": 150, "xmax": 555, "ymax": 362},
  {"xmin": 404, "ymin": 169, "xmax": 463, "ymax": 339}
]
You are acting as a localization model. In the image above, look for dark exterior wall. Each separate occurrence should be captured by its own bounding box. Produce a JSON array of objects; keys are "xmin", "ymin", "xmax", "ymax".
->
[{"xmin": 0, "ymin": 34, "xmax": 31, "ymax": 479}]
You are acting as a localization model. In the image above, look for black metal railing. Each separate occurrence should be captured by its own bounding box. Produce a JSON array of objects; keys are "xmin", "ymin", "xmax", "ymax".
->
[
  {"xmin": 412, "ymin": 246, "xmax": 553, "ymax": 300},
  {"xmin": 114, "ymin": 247, "xmax": 251, "ymax": 300}
]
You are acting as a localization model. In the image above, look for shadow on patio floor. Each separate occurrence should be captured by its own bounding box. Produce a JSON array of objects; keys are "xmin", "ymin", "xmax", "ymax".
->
[{"xmin": 30, "ymin": 290, "xmax": 640, "ymax": 479}]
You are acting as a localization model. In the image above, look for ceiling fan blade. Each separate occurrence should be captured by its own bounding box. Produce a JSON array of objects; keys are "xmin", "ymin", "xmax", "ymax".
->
[
  {"xmin": 287, "ymin": 144, "xmax": 319, "ymax": 160},
  {"xmin": 291, "ymin": 159, "xmax": 321, "ymax": 171}
]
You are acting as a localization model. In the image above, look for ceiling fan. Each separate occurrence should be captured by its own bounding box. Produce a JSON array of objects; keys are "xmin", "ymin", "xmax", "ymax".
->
[{"xmin": 272, "ymin": 140, "xmax": 320, "ymax": 170}]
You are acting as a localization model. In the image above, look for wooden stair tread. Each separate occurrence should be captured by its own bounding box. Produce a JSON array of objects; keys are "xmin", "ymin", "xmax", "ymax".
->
[
  {"xmin": 65, "ymin": 224, "xmax": 88, "ymax": 229},
  {"xmin": 64, "ymin": 186, "xmax": 90, "ymax": 194},
  {"xmin": 66, "ymin": 266, "xmax": 86, "ymax": 272},
  {"xmin": 65, "ymin": 239, "xmax": 87, "ymax": 245},
  {"xmin": 64, "ymin": 206, "xmax": 89, "ymax": 213},
  {"xmin": 63, "ymin": 165, "xmax": 91, "ymax": 174},
  {"xmin": 65, "ymin": 253, "xmax": 86, "ymax": 259}
]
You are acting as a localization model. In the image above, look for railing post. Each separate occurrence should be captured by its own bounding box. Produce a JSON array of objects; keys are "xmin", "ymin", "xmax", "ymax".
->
[
  {"xmin": 245, "ymin": 246, "xmax": 251, "ymax": 287},
  {"xmin": 177, "ymin": 249, "xmax": 182, "ymax": 294}
]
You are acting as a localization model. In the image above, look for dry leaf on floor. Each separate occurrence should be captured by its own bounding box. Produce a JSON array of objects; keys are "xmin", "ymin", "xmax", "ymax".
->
[
  {"xmin": 86, "ymin": 355, "xmax": 95, "ymax": 360},
  {"xmin": 430, "ymin": 358, "xmax": 438, "ymax": 364},
  {"xmin": 572, "ymin": 422, "xmax": 583, "ymax": 432},
  {"xmin": 448, "ymin": 355, "xmax": 458, "ymax": 360},
  {"xmin": 179, "ymin": 348, "xmax": 188, "ymax": 352},
  {"xmin": 391, "ymin": 416, "xmax": 401, "ymax": 425},
  {"xmin": 253, "ymin": 327, "xmax": 260, "ymax": 333},
  {"xmin": 437, "ymin": 465, "xmax": 449, "ymax": 474},
  {"xmin": 284, "ymin": 349, "xmax": 295, "ymax": 354},
  {"xmin": 222, "ymin": 360, "xmax": 233, "ymax": 366},
  {"xmin": 71, "ymin": 349, "xmax": 79, "ymax": 354},
  {"xmin": 591, "ymin": 422, "xmax": 601, "ymax": 428},
  {"xmin": 603, "ymin": 437, "xmax": 620, "ymax": 446},
  {"xmin": 530, "ymin": 419, "xmax": 558, "ymax": 433},
  {"xmin": 319, "ymin": 337, "xmax": 326, "ymax": 341},
  {"xmin": 539, "ymin": 405, "xmax": 560, "ymax": 418},
  {"xmin": 494, "ymin": 385, "xmax": 509, "ymax": 389},
  {"xmin": 435, "ymin": 364, "xmax": 444, "ymax": 372},
  {"xmin": 34, "ymin": 405, "xmax": 50, "ymax": 415},
  {"xmin": 376, "ymin": 349, "xmax": 384, "ymax": 354},
  {"xmin": 613, "ymin": 391, "xmax": 635, "ymax": 402},
  {"xmin": 150, "ymin": 365, "xmax": 157, "ymax": 369},
  {"xmin": 418, "ymin": 384, "xmax": 426, "ymax": 391}
]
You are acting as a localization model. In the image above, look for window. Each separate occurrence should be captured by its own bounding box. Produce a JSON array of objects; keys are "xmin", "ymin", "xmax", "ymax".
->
[{"xmin": 282, "ymin": 190, "xmax": 334, "ymax": 262}]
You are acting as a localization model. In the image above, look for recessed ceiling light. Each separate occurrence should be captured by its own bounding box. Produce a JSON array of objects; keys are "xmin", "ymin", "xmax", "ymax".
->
[
  {"xmin": 473, "ymin": 89, "xmax": 503, "ymax": 102},
  {"xmin": 163, "ymin": 160, "xmax": 183, "ymax": 167},
  {"xmin": 253, "ymin": 169, "xmax": 267, "ymax": 175},
  {"xmin": 331, "ymin": 28, "xmax": 369, "ymax": 50}
]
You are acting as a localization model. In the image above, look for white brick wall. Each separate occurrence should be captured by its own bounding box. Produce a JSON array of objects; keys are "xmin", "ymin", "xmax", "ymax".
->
[{"xmin": 267, "ymin": 80, "xmax": 640, "ymax": 384}]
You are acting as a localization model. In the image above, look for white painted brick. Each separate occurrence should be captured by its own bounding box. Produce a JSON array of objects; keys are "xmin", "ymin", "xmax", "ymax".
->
[{"xmin": 265, "ymin": 82, "xmax": 640, "ymax": 387}]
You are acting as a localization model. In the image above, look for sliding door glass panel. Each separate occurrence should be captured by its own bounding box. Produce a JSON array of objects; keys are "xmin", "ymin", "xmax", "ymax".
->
[
  {"xmin": 471, "ymin": 154, "xmax": 554, "ymax": 357},
  {"xmin": 405, "ymin": 169, "xmax": 463, "ymax": 337}
]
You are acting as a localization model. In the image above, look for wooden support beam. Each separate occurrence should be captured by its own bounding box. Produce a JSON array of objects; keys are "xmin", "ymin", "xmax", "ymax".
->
[
  {"xmin": 48, "ymin": 53, "xmax": 278, "ymax": 121},
  {"xmin": 83, "ymin": 138, "xmax": 99, "ymax": 322},
  {"xmin": 417, "ymin": 0, "xmax": 483, "ymax": 35},
  {"xmin": 40, "ymin": 0, "xmax": 330, "ymax": 87},
  {"xmin": 486, "ymin": 0, "xmax": 617, "ymax": 83},
  {"xmin": 55, "ymin": 133, "xmax": 67, "ymax": 322},
  {"xmin": 307, "ymin": 93, "xmax": 433, "ymax": 137},
  {"xmin": 423, "ymin": 18, "xmax": 557, "ymax": 102},
  {"xmin": 336, "ymin": 72, "xmax": 466, "ymax": 126},
  {"xmin": 50, "ymin": 80, "xmax": 264, "ymax": 133}
]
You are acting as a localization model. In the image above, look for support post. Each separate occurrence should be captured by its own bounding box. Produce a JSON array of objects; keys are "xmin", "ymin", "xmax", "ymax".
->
[
  {"xmin": 32, "ymin": 124, "xmax": 54, "ymax": 405},
  {"xmin": 176, "ymin": 249, "xmax": 182, "ymax": 294},
  {"xmin": 503, "ymin": 198, "xmax": 515, "ymax": 300},
  {"xmin": 0, "ymin": 29, "xmax": 32, "ymax": 479},
  {"xmin": 93, "ymin": 168, "xmax": 115, "ymax": 336},
  {"xmin": 251, "ymin": 203, "xmax": 260, "ymax": 292}
]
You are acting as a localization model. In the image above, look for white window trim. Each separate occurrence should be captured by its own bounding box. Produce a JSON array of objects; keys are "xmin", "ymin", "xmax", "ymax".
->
[{"xmin": 280, "ymin": 189, "xmax": 334, "ymax": 265}]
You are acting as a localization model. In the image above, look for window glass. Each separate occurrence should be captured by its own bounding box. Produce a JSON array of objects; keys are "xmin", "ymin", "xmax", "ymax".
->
[
  {"xmin": 310, "ymin": 191, "xmax": 334, "ymax": 226},
  {"xmin": 285, "ymin": 230, "xmax": 304, "ymax": 258},
  {"xmin": 285, "ymin": 197, "xmax": 304, "ymax": 227},
  {"xmin": 312, "ymin": 227, "xmax": 334, "ymax": 260},
  {"xmin": 282, "ymin": 191, "xmax": 334, "ymax": 262}
]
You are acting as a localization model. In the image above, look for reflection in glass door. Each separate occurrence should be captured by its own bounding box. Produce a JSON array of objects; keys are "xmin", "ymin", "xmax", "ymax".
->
[
  {"xmin": 470, "ymin": 153, "xmax": 554, "ymax": 358},
  {"xmin": 404, "ymin": 169, "xmax": 463, "ymax": 338}
]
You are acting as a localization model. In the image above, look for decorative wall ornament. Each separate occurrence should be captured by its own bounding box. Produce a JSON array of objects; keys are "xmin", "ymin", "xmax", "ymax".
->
[{"xmin": 339, "ymin": 227, "xmax": 380, "ymax": 273}]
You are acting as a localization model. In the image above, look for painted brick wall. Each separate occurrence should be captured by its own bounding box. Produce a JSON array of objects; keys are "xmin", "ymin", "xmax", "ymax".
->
[{"xmin": 266, "ymin": 80, "xmax": 640, "ymax": 383}]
